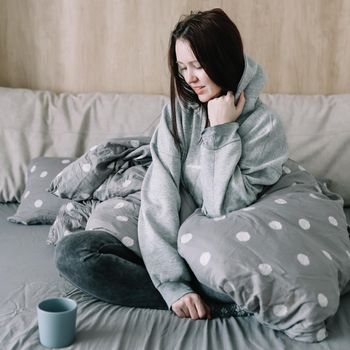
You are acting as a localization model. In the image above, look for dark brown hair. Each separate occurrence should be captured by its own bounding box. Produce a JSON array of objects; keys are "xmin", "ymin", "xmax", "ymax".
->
[{"xmin": 168, "ymin": 8, "xmax": 245, "ymax": 152}]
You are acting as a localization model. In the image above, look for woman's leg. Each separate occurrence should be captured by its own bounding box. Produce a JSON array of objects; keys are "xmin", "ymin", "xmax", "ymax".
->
[
  {"xmin": 54, "ymin": 230, "xmax": 168, "ymax": 310},
  {"xmin": 55, "ymin": 229, "xmax": 250, "ymax": 317}
]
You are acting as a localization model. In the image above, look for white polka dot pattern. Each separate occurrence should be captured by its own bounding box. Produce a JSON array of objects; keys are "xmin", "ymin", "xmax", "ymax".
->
[
  {"xmin": 122, "ymin": 236, "xmax": 134, "ymax": 247},
  {"xmin": 114, "ymin": 202, "xmax": 125, "ymax": 209},
  {"xmin": 62, "ymin": 159, "xmax": 71, "ymax": 164},
  {"xmin": 24, "ymin": 190, "xmax": 30, "ymax": 199},
  {"xmin": 297, "ymin": 254, "xmax": 310, "ymax": 266},
  {"xmin": 36, "ymin": 154, "xmax": 347, "ymax": 342},
  {"xmin": 122, "ymin": 179, "xmax": 132, "ymax": 187},
  {"xmin": 82, "ymin": 163, "xmax": 91, "ymax": 172},
  {"xmin": 273, "ymin": 305, "xmax": 288, "ymax": 317},
  {"xmin": 66, "ymin": 202, "xmax": 75, "ymax": 211},
  {"xmin": 180, "ymin": 233, "xmax": 193, "ymax": 244},
  {"xmin": 236, "ymin": 231, "xmax": 251, "ymax": 242},
  {"xmin": 299, "ymin": 218, "xmax": 311, "ymax": 230},
  {"xmin": 116, "ymin": 216, "xmax": 128, "ymax": 222},
  {"xmin": 328, "ymin": 216, "xmax": 338, "ymax": 226},
  {"xmin": 322, "ymin": 250, "xmax": 332, "ymax": 260},
  {"xmin": 269, "ymin": 221, "xmax": 282, "ymax": 230},
  {"xmin": 275, "ymin": 199, "xmax": 287, "ymax": 204},
  {"xmin": 34, "ymin": 200, "xmax": 43, "ymax": 208},
  {"xmin": 130, "ymin": 140, "xmax": 140, "ymax": 148},
  {"xmin": 200, "ymin": 252, "xmax": 211, "ymax": 266},
  {"xmin": 258, "ymin": 263, "xmax": 272, "ymax": 276},
  {"xmin": 40, "ymin": 171, "xmax": 48, "ymax": 178},
  {"xmin": 282, "ymin": 166, "xmax": 291, "ymax": 174},
  {"xmin": 242, "ymin": 206, "xmax": 255, "ymax": 211},
  {"xmin": 316, "ymin": 328, "xmax": 327, "ymax": 342},
  {"xmin": 30, "ymin": 165, "xmax": 36, "ymax": 173},
  {"xmin": 213, "ymin": 215, "xmax": 226, "ymax": 221},
  {"xmin": 317, "ymin": 293, "xmax": 328, "ymax": 307}
]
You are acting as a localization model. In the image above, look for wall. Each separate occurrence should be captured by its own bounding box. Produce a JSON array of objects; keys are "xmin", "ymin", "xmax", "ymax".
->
[{"xmin": 0, "ymin": 0, "xmax": 349, "ymax": 94}]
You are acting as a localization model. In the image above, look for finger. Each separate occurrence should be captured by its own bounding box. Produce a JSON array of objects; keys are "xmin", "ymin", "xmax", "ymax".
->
[
  {"xmin": 236, "ymin": 92, "xmax": 245, "ymax": 113},
  {"xmin": 239, "ymin": 91, "xmax": 245, "ymax": 103},
  {"xmin": 205, "ymin": 303, "xmax": 212, "ymax": 320},
  {"xmin": 201, "ymin": 300, "xmax": 212, "ymax": 320},
  {"xmin": 194, "ymin": 300, "xmax": 208, "ymax": 319},
  {"xmin": 225, "ymin": 90, "xmax": 234, "ymax": 100},
  {"xmin": 186, "ymin": 295, "xmax": 203, "ymax": 319},
  {"xmin": 187, "ymin": 301, "xmax": 200, "ymax": 319},
  {"xmin": 174, "ymin": 307, "xmax": 187, "ymax": 318},
  {"xmin": 182, "ymin": 307, "xmax": 191, "ymax": 318}
]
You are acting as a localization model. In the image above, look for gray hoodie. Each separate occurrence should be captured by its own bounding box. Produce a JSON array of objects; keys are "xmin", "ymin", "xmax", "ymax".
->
[{"xmin": 138, "ymin": 56, "xmax": 289, "ymax": 309}]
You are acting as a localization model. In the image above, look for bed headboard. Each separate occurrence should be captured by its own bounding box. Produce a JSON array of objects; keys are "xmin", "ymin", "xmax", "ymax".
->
[{"xmin": 0, "ymin": 0, "xmax": 349, "ymax": 95}]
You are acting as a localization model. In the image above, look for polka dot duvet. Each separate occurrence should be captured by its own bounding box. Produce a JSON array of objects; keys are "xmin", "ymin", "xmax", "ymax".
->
[
  {"xmin": 178, "ymin": 158, "xmax": 350, "ymax": 342},
  {"xmin": 48, "ymin": 139, "xmax": 350, "ymax": 343},
  {"xmin": 47, "ymin": 137, "xmax": 151, "ymax": 250}
]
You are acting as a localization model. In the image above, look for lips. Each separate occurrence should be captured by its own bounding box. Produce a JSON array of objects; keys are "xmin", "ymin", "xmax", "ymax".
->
[{"xmin": 192, "ymin": 86, "xmax": 205, "ymax": 94}]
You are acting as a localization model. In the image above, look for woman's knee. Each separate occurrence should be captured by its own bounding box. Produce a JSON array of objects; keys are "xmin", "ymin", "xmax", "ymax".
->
[
  {"xmin": 54, "ymin": 230, "xmax": 114, "ymax": 272},
  {"xmin": 54, "ymin": 232, "xmax": 82, "ymax": 273}
]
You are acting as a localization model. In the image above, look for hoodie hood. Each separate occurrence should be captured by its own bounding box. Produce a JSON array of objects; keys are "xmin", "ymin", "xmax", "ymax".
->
[
  {"xmin": 186, "ymin": 55, "xmax": 266, "ymax": 115},
  {"xmin": 235, "ymin": 55, "xmax": 266, "ymax": 116}
]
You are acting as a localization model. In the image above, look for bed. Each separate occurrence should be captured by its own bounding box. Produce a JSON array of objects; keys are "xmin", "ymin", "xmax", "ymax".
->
[{"xmin": 1, "ymin": 87, "xmax": 350, "ymax": 349}]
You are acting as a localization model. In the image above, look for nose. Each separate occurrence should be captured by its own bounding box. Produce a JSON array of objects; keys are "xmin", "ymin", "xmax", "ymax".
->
[{"xmin": 184, "ymin": 68, "xmax": 198, "ymax": 84}]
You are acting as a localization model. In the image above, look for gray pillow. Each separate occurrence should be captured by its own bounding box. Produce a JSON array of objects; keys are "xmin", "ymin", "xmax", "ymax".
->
[{"xmin": 7, "ymin": 157, "xmax": 75, "ymax": 225}]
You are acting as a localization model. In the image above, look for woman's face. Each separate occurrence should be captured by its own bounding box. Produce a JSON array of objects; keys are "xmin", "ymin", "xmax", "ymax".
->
[{"xmin": 175, "ymin": 39, "xmax": 221, "ymax": 103}]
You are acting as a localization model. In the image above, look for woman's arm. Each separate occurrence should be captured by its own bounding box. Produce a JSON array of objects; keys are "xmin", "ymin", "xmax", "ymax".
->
[
  {"xmin": 138, "ymin": 104, "xmax": 195, "ymax": 309},
  {"xmin": 200, "ymin": 102, "xmax": 289, "ymax": 217}
]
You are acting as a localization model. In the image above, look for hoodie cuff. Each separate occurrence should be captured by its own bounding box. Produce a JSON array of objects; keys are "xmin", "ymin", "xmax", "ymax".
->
[
  {"xmin": 200, "ymin": 122, "xmax": 240, "ymax": 150},
  {"xmin": 157, "ymin": 282, "xmax": 194, "ymax": 310}
]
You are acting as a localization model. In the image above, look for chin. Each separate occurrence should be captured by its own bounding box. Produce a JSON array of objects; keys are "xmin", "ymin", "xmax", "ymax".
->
[{"xmin": 198, "ymin": 94, "xmax": 211, "ymax": 103}]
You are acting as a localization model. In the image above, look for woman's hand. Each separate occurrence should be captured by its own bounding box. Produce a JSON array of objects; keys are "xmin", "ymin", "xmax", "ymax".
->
[
  {"xmin": 207, "ymin": 91, "xmax": 245, "ymax": 127},
  {"xmin": 171, "ymin": 292, "xmax": 212, "ymax": 320}
]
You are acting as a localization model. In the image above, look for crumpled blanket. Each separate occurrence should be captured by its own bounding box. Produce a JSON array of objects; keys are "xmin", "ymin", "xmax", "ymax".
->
[
  {"xmin": 47, "ymin": 137, "xmax": 350, "ymax": 342},
  {"xmin": 177, "ymin": 159, "xmax": 350, "ymax": 342},
  {"xmin": 47, "ymin": 137, "xmax": 151, "ymax": 257}
]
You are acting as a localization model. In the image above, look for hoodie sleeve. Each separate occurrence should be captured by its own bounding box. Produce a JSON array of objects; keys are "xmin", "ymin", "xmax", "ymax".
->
[
  {"xmin": 199, "ymin": 103, "xmax": 289, "ymax": 218},
  {"xmin": 138, "ymin": 103, "xmax": 194, "ymax": 309}
]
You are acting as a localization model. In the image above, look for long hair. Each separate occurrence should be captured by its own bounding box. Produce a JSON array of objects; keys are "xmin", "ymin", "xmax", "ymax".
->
[{"xmin": 168, "ymin": 8, "xmax": 245, "ymax": 152}]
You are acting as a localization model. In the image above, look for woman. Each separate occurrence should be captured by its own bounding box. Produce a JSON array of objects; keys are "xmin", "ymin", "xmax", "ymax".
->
[
  {"xmin": 137, "ymin": 8, "xmax": 288, "ymax": 319},
  {"xmin": 55, "ymin": 8, "xmax": 288, "ymax": 320}
]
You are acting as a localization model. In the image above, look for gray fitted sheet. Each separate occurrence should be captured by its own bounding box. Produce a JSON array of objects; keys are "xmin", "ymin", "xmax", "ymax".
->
[{"xmin": 1, "ymin": 203, "xmax": 350, "ymax": 350}]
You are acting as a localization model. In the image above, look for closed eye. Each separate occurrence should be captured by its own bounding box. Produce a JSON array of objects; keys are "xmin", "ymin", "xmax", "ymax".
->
[{"xmin": 177, "ymin": 63, "xmax": 202, "ymax": 73}]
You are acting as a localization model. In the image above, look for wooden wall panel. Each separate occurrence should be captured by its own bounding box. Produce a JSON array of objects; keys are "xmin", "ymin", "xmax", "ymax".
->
[{"xmin": 0, "ymin": 0, "xmax": 349, "ymax": 94}]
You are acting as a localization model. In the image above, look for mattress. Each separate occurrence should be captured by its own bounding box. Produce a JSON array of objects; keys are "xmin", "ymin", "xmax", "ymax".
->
[{"xmin": 1, "ymin": 203, "xmax": 350, "ymax": 350}]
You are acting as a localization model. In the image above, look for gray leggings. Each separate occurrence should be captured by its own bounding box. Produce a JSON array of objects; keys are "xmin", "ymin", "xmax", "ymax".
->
[{"xmin": 55, "ymin": 230, "xmax": 251, "ymax": 318}]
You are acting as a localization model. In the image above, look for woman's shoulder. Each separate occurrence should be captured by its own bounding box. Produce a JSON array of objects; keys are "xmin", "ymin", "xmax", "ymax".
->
[
  {"xmin": 161, "ymin": 98, "xmax": 200, "ymax": 125},
  {"xmin": 238, "ymin": 99, "xmax": 285, "ymax": 137}
]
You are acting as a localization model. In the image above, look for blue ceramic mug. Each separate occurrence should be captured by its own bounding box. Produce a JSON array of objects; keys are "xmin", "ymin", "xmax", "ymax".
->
[{"xmin": 37, "ymin": 297, "xmax": 77, "ymax": 348}]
